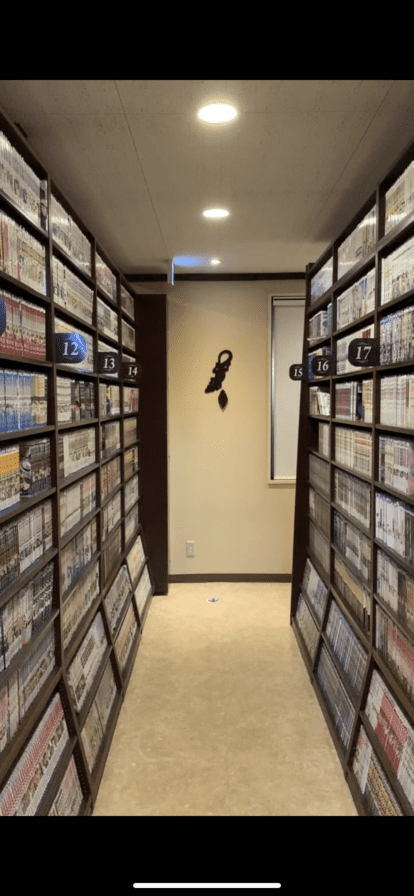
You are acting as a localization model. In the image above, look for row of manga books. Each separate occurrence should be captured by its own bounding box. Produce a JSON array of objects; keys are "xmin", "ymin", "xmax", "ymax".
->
[
  {"xmin": 0, "ymin": 212, "xmax": 46, "ymax": 294},
  {"xmin": 101, "ymin": 420, "xmax": 120, "ymax": 460},
  {"xmin": 309, "ymin": 385, "xmax": 330, "ymax": 416},
  {"xmin": 52, "ymin": 255, "xmax": 93, "ymax": 326},
  {"xmin": 121, "ymin": 319, "xmax": 136, "ymax": 354},
  {"xmin": 124, "ymin": 416, "xmax": 138, "ymax": 448},
  {"xmin": 382, "ymin": 231, "xmax": 414, "ymax": 305},
  {"xmin": 102, "ymin": 527, "xmax": 122, "ymax": 584},
  {"xmin": 67, "ymin": 611, "xmax": 107, "ymax": 714},
  {"xmin": 101, "ymin": 456, "xmax": 121, "ymax": 502},
  {"xmin": 59, "ymin": 471, "xmax": 97, "ymax": 538},
  {"xmin": 58, "ymin": 427, "xmax": 96, "ymax": 479},
  {"xmin": 56, "ymin": 376, "xmax": 95, "ymax": 424},
  {"xmin": 125, "ymin": 474, "xmax": 139, "ymax": 516},
  {"xmin": 0, "ymin": 290, "xmax": 46, "ymax": 360},
  {"xmin": 336, "ymin": 268, "xmax": 375, "ymax": 331},
  {"xmin": 334, "ymin": 426, "xmax": 372, "ymax": 477},
  {"xmin": 315, "ymin": 643, "xmax": 356, "ymax": 748},
  {"xmin": 352, "ymin": 724, "xmax": 403, "ymax": 815},
  {"xmin": 375, "ymin": 492, "xmax": 414, "ymax": 565},
  {"xmin": 0, "ymin": 130, "xmax": 47, "ymax": 231},
  {"xmin": 81, "ymin": 659, "xmax": 118, "ymax": 774},
  {"xmin": 309, "ymin": 521, "xmax": 330, "ymax": 574},
  {"xmin": 102, "ymin": 491, "xmax": 121, "ymax": 543},
  {"xmin": 325, "ymin": 599, "xmax": 368, "ymax": 694},
  {"xmin": 308, "ymin": 304, "xmax": 332, "ymax": 341},
  {"xmin": 333, "ymin": 553, "xmax": 371, "ymax": 631},
  {"xmin": 48, "ymin": 755, "xmax": 83, "ymax": 815},
  {"xmin": 385, "ymin": 159, "xmax": 414, "ymax": 235},
  {"xmin": 60, "ymin": 518, "xmax": 97, "ymax": 597},
  {"xmin": 96, "ymin": 252, "xmax": 117, "ymax": 303},
  {"xmin": 376, "ymin": 547, "xmax": 414, "ymax": 637},
  {"xmin": 375, "ymin": 604, "xmax": 414, "ymax": 703},
  {"xmin": 0, "ymin": 499, "xmax": 52, "ymax": 595},
  {"xmin": 125, "ymin": 505, "xmax": 139, "ymax": 547},
  {"xmin": 309, "ymin": 486, "xmax": 330, "ymax": 538},
  {"xmin": 380, "ymin": 373, "xmax": 414, "ymax": 428},
  {"xmin": 62, "ymin": 561, "xmax": 100, "ymax": 652},
  {"xmin": 336, "ymin": 324, "xmax": 374, "ymax": 375},
  {"xmin": 123, "ymin": 385, "xmax": 139, "ymax": 415},
  {"xmin": 126, "ymin": 534, "xmax": 145, "ymax": 587},
  {"xmin": 335, "ymin": 379, "xmax": 373, "ymax": 422},
  {"xmin": 114, "ymin": 601, "xmax": 138, "ymax": 673},
  {"xmin": 20, "ymin": 437, "xmax": 51, "ymax": 499},
  {"xmin": 334, "ymin": 468, "xmax": 371, "ymax": 529},
  {"xmin": 294, "ymin": 593, "xmax": 319, "ymax": 660},
  {"xmin": 333, "ymin": 509, "xmax": 372, "ymax": 582},
  {"xmin": 50, "ymin": 194, "xmax": 91, "ymax": 276},
  {"xmin": 337, "ymin": 206, "xmax": 376, "ymax": 280},
  {"xmin": 99, "ymin": 382, "xmax": 120, "ymax": 418},
  {"xmin": 0, "ymin": 369, "xmax": 47, "ymax": 432},
  {"xmin": 0, "ymin": 627, "xmax": 55, "ymax": 756},
  {"xmin": 309, "ymin": 454, "xmax": 329, "ymax": 499},
  {"xmin": 301, "ymin": 557, "xmax": 328, "ymax": 625},
  {"xmin": 364, "ymin": 669, "xmax": 414, "ymax": 811},
  {"xmin": 134, "ymin": 565, "xmax": 152, "ymax": 619},
  {"xmin": 0, "ymin": 693, "xmax": 70, "ymax": 815},
  {"xmin": 0, "ymin": 561, "xmax": 53, "ymax": 671},
  {"xmin": 125, "ymin": 444, "xmax": 139, "ymax": 481},
  {"xmin": 97, "ymin": 296, "xmax": 119, "ymax": 342},
  {"xmin": 318, "ymin": 422, "xmax": 330, "ymax": 458},
  {"xmin": 120, "ymin": 285, "xmax": 136, "ymax": 322},
  {"xmin": 310, "ymin": 257, "xmax": 333, "ymax": 304},
  {"xmin": 378, "ymin": 435, "xmax": 414, "ymax": 496},
  {"xmin": 380, "ymin": 303, "xmax": 414, "ymax": 363},
  {"xmin": 104, "ymin": 564, "xmax": 134, "ymax": 635}
]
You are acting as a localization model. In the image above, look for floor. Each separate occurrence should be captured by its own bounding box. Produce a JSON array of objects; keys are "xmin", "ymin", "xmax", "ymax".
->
[{"xmin": 92, "ymin": 582, "xmax": 358, "ymax": 816}]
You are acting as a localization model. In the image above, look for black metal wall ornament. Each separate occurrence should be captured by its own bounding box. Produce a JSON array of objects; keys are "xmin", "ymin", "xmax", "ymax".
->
[{"xmin": 205, "ymin": 350, "xmax": 233, "ymax": 410}]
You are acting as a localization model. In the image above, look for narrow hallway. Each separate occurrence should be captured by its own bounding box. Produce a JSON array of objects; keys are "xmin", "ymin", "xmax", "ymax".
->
[{"xmin": 93, "ymin": 583, "xmax": 357, "ymax": 816}]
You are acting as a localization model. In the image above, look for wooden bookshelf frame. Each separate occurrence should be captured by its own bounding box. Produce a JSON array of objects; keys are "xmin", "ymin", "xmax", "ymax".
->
[
  {"xmin": 0, "ymin": 103, "xmax": 163, "ymax": 815},
  {"xmin": 291, "ymin": 133, "xmax": 414, "ymax": 816}
]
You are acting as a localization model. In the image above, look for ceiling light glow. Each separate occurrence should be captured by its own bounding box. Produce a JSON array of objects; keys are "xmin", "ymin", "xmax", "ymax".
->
[
  {"xmin": 203, "ymin": 208, "xmax": 229, "ymax": 219},
  {"xmin": 197, "ymin": 103, "xmax": 238, "ymax": 123},
  {"xmin": 210, "ymin": 259, "xmax": 221, "ymax": 265}
]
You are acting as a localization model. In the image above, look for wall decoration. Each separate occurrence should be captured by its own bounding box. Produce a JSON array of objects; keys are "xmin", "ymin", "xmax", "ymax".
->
[{"xmin": 205, "ymin": 350, "xmax": 233, "ymax": 410}]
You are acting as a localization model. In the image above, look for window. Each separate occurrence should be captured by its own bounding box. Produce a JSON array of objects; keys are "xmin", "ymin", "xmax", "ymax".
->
[{"xmin": 270, "ymin": 297, "xmax": 305, "ymax": 484}]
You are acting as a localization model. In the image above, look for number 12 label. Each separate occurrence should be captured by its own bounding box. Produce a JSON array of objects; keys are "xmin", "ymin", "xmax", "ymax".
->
[{"xmin": 55, "ymin": 333, "xmax": 87, "ymax": 363}]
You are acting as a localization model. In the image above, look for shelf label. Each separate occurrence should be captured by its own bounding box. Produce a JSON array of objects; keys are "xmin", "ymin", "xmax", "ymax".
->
[
  {"xmin": 98, "ymin": 352, "xmax": 120, "ymax": 374},
  {"xmin": 55, "ymin": 333, "xmax": 87, "ymax": 363},
  {"xmin": 348, "ymin": 337, "xmax": 379, "ymax": 367},
  {"xmin": 121, "ymin": 360, "xmax": 142, "ymax": 381},
  {"xmin": 289, "ymin": 363, "xmax": 306, "ymax": 381},
  {"xmin": 311, "ymin": 354, "xmax": 334, "ymax": 377}
]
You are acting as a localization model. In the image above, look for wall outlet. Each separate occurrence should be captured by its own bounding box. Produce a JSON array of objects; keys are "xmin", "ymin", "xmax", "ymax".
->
[{"xmin": 186, "ymin": 541, "xmax": 195, "ymax": 557}]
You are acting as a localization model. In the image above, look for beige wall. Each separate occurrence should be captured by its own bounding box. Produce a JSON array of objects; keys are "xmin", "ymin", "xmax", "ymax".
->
[{"xmin": 168, "ymin": 279, "xmax": 304, "ymax": 576}]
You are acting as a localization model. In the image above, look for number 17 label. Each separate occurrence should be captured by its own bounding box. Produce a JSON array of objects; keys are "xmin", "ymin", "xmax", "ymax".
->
[{"xmin": 348, "ymin": 338, "xmax": 379, "ymax": 367}]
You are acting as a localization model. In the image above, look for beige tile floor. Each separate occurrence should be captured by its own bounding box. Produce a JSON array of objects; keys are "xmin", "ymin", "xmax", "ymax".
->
[{"xmin": 93, "ymin": 582, "xmax": 358, "ymax": 816}]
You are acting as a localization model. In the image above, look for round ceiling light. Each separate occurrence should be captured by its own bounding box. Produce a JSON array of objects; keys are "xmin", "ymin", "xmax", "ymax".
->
[
  {"xmin": 197, "ymin": 103, "xmax": 238, "ymax": 123},
  {"xmin": 210, "ymin": 258, "xmax": 221, "ymax": 265}
]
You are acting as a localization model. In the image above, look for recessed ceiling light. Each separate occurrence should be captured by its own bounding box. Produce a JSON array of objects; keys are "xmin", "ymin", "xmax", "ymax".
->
[
  {"xmin": 197, "ymin": 103, "xmax": 238, "ymax": 123},
  {"xmin": 203, "ymin": 208, "xmax": 229, "ymax": 219},
  {"xmin": 210, "ymin": 258, "xmax": 221, "ymax": 265}
]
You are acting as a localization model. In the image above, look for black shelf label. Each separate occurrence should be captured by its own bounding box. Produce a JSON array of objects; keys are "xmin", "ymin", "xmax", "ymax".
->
[
  {"xmin": 0, "ymin": 298, "xmax": 5, "ymax": 337},
  {"xmin": 121, "ymin": 360, "xmax": 142, "ymax": 381},
  {"xmin": 98, "ymin": 352, "xmax": 120, "ymax": 374},
  {"xmin": 289, "ymin": 363, "xmax": 306, "ymax": 381},
  {"xmin": 55, "ymin": 333, "xmax": 87, "ymax": 364},
  {"xmin": 311, "ymin": 354, "xmax": 334, "ymax": 377},
  {"xmin": 348, "ymin": 338, "xmax": 379, "ymax": 367}
]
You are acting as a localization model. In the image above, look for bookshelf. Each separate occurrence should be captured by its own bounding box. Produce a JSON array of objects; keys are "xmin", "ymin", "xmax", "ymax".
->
[
  {"xmin": 0, "ymin": 106, "xmax": 158, "ymax": 815},
  {"xmin": 291, "ymin": 134, "xmax": 414, "ymax": 816}
]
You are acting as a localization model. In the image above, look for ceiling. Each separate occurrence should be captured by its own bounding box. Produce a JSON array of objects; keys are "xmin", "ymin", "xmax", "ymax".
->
[{"xmin": 0, "ymin": 80, "xmax": 413, "ymax": 293}]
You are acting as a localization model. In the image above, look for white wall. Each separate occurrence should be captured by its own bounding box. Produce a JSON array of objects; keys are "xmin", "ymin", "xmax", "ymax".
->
[{"xmin": 168, "ymin": 279, "xmax": 304, "ymax": 576}]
